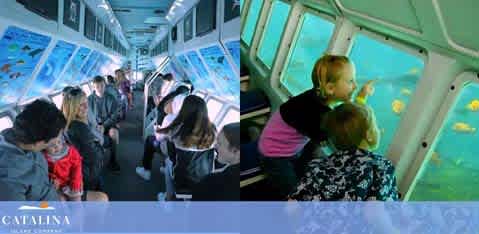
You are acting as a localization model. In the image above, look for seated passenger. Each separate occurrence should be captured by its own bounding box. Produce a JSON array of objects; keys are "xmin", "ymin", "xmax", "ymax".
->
[
  {"xmin": 156, "ymin": 84, "xmax": 192, "ymax": 127},
  {"xmin": 89, "ymin": 76, "xmax": 121, "ymax": 172},
  {"xmin": 0, "ymin": 100, "xmax": 66, "ymax": 201},
  {"xmin": 136, "ymin": 93, "xmax": 187, "ymax": 180},
  {"xmin": 288, "ymin": 103, "xmax": 398, "ymax": 201},
  {"xmin": 193, "ymin": 122, "xmax": 240, "ymax": 201},
  {"xmin": 158, "ymin": 95, "xmax": 217, "ymax": 200},
  {"xmin": 62, "ymin": 88, "xmax": 108, "ymax": 200},
  {"xmin": 106, "ymin": 75, "xmax": 122, "ymax": 103},
  {"xmin": 43, "ymin": 135, "xmax": 83, "ymax": 201},
  {"xmin": 63, "ymin": 86, "xmax": 104, "ymax": 145}
]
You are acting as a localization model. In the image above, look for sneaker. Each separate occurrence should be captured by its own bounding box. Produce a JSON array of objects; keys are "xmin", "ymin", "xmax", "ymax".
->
[
  {"xmin": 157, "ymin": 192, "xmax": 166, "ymax": 201},
  {"xmin": 109, "ymin": 162, "xmax": 121, "ymax": 172},
  {"xmin": 135, "ymin": 167, "xmax": 151, "ymax": 181}
]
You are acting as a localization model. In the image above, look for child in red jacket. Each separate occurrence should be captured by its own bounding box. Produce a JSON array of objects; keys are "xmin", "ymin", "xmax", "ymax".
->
[{"xmin": 43, "ymin": 135, "xmax": 83, "ymax": 201}]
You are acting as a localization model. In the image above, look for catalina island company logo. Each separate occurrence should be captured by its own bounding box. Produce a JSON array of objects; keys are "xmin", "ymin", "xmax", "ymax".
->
[{"xmin": 1, "ymin": 202, "xmax": 72, "ymax": 233}]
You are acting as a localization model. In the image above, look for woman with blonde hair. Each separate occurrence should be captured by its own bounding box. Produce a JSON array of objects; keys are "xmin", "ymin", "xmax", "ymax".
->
[{"xmin": 62, "ymin": 87, "xmax": 109, "ymax": 201}]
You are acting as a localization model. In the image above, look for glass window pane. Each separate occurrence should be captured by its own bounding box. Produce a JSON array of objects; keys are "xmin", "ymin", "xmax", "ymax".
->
[
  {"xmin": 257, "ymin": 0, "xmax": 290, "ymax": 69},
  {"xmin": 0, "ymin": 117, "xmax": 13, "ymax": 132},
  {"xmin": 52, "ymin": 94, "xmax": 64, "ymax": 109},
  {"xmin": 280, "ymin": 13, "xmax": 334, "ymax": 95},
  {"xmin": 218, "ymin": 108, "xmax": 239, "ymax": 130},
  {"xmin": 241, "ymin": 0, "xmax": 263, "ymax": 46},
  {"xmin": 409, "ymin": 83, "xmax": 479, "ymax": 201},
  {"xmin": 207, "ymin": 98, "xmax": 223, "ymax": 122},
  {"xmin": 184, "ymin": 11, "xmax": 193, "ymax": 42},
  {"xmin": 349, "ymin": 34, "xmax": 424, "ymax": 155}
]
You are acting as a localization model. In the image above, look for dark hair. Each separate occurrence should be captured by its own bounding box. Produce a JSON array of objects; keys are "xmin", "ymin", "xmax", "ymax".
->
[
  {"xmin": 163, "ymin": 73, "xmax": 173, "ymax": 81},
  {"xmin": 159, "ymin": 95, "xmax": 216, "ymax": 148},
  {"xmin": 222, "ymin": 122, "xmax": 240, "ymax": 150},
  {"xmin": 13, "ymin": 99, "xmax": 66, "ymax": 144},
  {"xmin": 321, "ymin": 103, "xmax": 370, "ymax": 150},
  {"xmin": 62, "ymin": 86, "xmax": 74, "ymax": 95},
  {"xmin": 93, "ymin": 75, "xmax": 105, "ymax": 84},
  {"xmin": 107, "ymin": 75, "xmax": 115, "ymax": 84}
]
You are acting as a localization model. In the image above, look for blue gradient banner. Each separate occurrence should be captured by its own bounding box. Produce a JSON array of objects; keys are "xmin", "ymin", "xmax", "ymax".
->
[{"xmin": 0, "ymin": 202, "xmax": 478, "ymax": 233}]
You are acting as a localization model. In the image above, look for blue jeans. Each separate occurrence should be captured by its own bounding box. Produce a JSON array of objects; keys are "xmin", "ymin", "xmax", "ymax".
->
[{"xmin": 164, "ymin": 158, "xmax": 175, "ymax": 199}]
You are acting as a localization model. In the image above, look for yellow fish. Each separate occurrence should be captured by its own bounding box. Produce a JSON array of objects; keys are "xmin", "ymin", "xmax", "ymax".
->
[
  {"xmin": 430, "ymin": 151, "xmax": 442, "ymax": 166},
  {"xmin": 401, "ymin": 88, "xmax": 412, "ymax": 96},
  {"xmin": 466, "ymin": 99, "xmax": 479, "ymax": 111},
  {"xmin": 409, "ymin": 68, "xmax": 419, "ymax": 75},
  {"xmin": 392, "ymin": 99, "xmax": 405, "ymax": 114},
  {"xmin": 452, "ymin": 122, "xmax": 476, "ymax": 133}
]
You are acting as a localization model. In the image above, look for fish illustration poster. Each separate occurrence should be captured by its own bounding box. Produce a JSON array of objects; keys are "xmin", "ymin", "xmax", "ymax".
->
[
  {"xmin": 225, "ymin": 40, "xmax": 240, "ymax": 69},
  {"xmin": 55, "ymin": 47, "xmax": 91, "ymax": 91},
  {"xmin": 0, "ymin": 26, "xmax": 51, "ymax": 107},
  {"xmin": 78, "ymin": 50, "xmax": 100, "ymax": 83},
  {"xmin": 199, "ymin": 45, "xmax": 239, "ymax": 103},
  {"xmin": 23, "ymin": 40, "xmax": 76, "ymax": 101},
  {"xmin": 186, "ymin": 50, "xmax": 219, "ymax": 93}
]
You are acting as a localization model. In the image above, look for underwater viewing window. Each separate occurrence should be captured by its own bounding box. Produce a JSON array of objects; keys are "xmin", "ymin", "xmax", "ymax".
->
[
  {"xmin": 279, "ymin": 13, "xmax": 335, "ymax": 96},
  {"xmin": 51, "ymin": 93, "xmax": 63, "ymax": 109},
  {"xmin": 257, "ymin": 0, "xmax": 291, "ymax": 69},
  {"xmin": 218, "ymin": 108, "xmax": 239, "ymax": 130},
  {"xmin": 409, "ymin": 83, "xmax": 479, "ymax": 201},
  {"xmin": 207, "ymin": 98, "xmax": 223, "ymax": 122},
  {"xmin": 349, "ymin": 33, "xmax": 424, "ymax": 155},
  {"xmin": 0, "ymin": 116, "xmax": 13, "ymax": 132},
  {"xmin": 241, "ymin": 0, "xmax": 263, "ymax": 47}
]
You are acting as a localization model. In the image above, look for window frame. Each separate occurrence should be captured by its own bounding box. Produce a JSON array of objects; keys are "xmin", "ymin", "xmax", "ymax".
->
[
  {"xmin": 255, "ymin": 0, "xmax": 292, "ymax": 72},
  {"xmin": 277, "ymin": 9, "xmax": 336, "ymax": 97},
  {"xmin": 403, "ymin": 72, "xmax": 479, "ymax": 200}
]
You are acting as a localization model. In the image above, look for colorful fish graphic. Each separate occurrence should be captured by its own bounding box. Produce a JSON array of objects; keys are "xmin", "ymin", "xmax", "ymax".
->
[
  {"xmin": 1, "ymin": 64, "xmax": 12, "ymax": 73},
  {"xmin": 29, "ymin": 48, "xmax": 44, "ymax": 58},
  {"xmin": 21, "ymin": 45, "xmax": 31, "ymax": 51}
]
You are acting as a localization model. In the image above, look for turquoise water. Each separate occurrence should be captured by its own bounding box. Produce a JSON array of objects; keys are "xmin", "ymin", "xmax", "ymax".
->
[
  {"xmin": 257, "ymin": 0, "xmax": 290, "ymax": 69},
  {"xmin": 409, "ymin": 83, "xmax": 479, "ymax": 200},
  {"xmin": 241, "ymin": 0, "xmax": 263, "ymax": 46},
  {"xmin": 279, "ymin": 13, "xmax": 335, "ymax": 96}
]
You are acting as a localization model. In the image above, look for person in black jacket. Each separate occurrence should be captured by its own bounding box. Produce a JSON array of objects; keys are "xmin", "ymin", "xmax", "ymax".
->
[
  {"xmin": 193, "ymin": 122, "xmax": 240, "ymax": 201},
  {"xmin": 62, "ymin": 87, "xmax": 109, "ymax": 201}
]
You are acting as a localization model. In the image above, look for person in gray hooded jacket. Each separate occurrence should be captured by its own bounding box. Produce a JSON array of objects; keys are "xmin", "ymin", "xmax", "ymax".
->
[
  {"xmin": 0, "ymin": 99, "xmax": 66, "ymax": 201},
  {"xmin": 88, "ymin": 76, "xmax": 121, "ymax": 172}
]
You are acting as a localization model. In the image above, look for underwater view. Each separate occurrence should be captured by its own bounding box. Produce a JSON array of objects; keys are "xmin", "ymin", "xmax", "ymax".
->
[
  {"xmin": 256, "ymin": 9, "xmax": 479, "ymax": 200},
  {"xmin": 409, "ymin": 83, "xmax": 479, "ymax": 200}
]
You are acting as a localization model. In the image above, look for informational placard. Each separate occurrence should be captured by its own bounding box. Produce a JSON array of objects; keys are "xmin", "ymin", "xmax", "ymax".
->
[
  {"xmin": 54, "ymin": 46, "xmax": 91, "ymax": 90},
  {"xmin": 23, "ymin": 40, "xmax": 76, "ymax": 101},
  {"xmin": 225, "ymin": 40, "xmax": 240, "ymax": 69},
  {"xmin": 0, "ymin": 26, "xmax": 51, "ymax": 107},
  {"xmin": 199, "ymin": 45, "xmax": 239, "ymax": 103}
]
